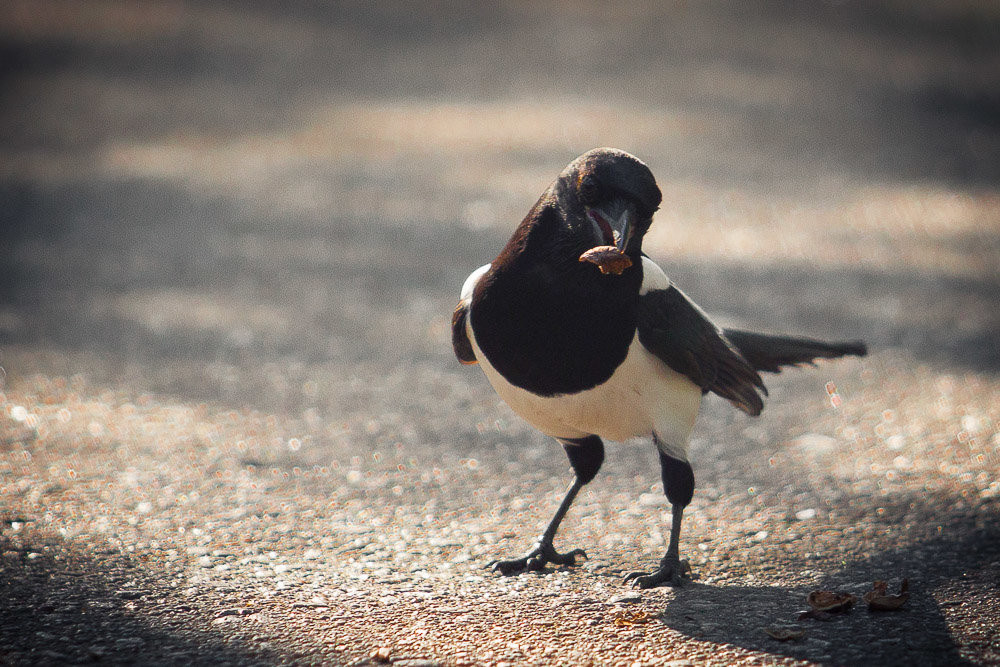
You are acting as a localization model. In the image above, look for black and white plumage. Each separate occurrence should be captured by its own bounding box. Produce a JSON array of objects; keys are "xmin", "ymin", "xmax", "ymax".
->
[{"xmin": 452, "ymin": 148, "xmax": 866, "ymax": 587}]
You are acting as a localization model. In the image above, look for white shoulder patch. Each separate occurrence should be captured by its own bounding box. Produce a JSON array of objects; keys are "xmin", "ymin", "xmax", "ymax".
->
[
  {"xmin": 639, "ymin": 256, "xmax": 671, "ymax": 295},
  {"xmin": 460, "ymin": 263, "xmax": 491, "ymax": 304}
]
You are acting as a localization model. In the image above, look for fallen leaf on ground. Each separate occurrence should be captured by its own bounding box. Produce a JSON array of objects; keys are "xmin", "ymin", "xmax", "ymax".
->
[
  {"xmin": 613, "ymin": 610, "xmax": 652, "ymax": 626},
  {"xmin": 807, "ymin": 590, "xmax": 857, "ymax": 613},
  {"xmin": 863, "ymin": 579, "xmax": 910, "ymax": 611}
]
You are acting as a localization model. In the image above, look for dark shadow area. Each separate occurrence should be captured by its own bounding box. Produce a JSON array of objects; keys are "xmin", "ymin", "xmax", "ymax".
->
[
  {"xmin": 0, "ymin": 532, "xmax": 289, "ymax": 665},
  {"xmin": 0, "ymin": 171, "xmax": 997, "ymax": 419},
  {"xmin": 0, "ymin": 175, "xmax": 493, "ymax": 367},
  {"xmin": 1, "ymin": 1, "xmax": 998, "ymax": 189},
  {"xmin": 659, "ymin": 492, "xmax": 1000, "ymax": 665},
  {"xmin": 1, "ymin": 174, "xmax": 996, "ymax": 404}
]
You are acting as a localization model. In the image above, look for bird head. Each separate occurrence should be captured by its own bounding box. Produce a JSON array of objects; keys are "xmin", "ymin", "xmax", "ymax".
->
[{"xmin": 554, "ymin": 148, "xmax": 662, "ymax": 261}]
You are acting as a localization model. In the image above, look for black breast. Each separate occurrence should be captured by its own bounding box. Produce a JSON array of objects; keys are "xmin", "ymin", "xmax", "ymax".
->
[{"xmin": 471, "ymin": 217, "xmax": 642, "ymax": 397}]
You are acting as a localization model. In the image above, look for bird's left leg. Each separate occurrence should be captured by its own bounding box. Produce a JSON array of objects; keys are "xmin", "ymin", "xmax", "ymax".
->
[
  {"xmin": 624, "ymin": 447, "xmax": 694, "ymax": 588},
  {"xmin": 490, "ymin": 435, "xmax": 603, "ymax": 574}
]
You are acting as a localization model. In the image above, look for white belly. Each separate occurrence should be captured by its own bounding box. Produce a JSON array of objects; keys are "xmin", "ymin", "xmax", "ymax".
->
[{"xmin": 471, "ymin": 330, "xmax": 702, "ymax": 460}]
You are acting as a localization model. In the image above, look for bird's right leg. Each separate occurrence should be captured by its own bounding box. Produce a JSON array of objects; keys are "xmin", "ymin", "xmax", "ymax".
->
[
  {"xmin": 624, "ymin": 447, "xmax": 694, "ymax": 588},
  {"xmin": 490, "ymin": 435, "xmax": 603, "ymax": 574}
]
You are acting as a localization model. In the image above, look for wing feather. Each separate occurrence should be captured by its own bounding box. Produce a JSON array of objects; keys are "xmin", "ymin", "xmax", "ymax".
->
[
  {"xmin": 452, "ymin": 301, "xmax": 477, "ymax": 364},
  {"xmin": 723, "ymin": 329, "xmax": 867, "ymax": 373},
  {"xmin": 638, "ymin": 286, "xmax": 766, "ymax": 416}
]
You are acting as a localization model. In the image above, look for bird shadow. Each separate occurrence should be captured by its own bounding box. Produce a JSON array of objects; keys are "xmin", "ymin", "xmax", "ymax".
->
[{"xmin": 655, "ymin": 505, "xmax": 998, "ymax": 666}]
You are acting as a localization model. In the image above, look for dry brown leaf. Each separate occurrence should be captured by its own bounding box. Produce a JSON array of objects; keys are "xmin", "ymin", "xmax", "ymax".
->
[
  {"xmin": 613, "ymin": 610, "xmax": 652, "ymax": 626},
  {"xmin": 863, "ymin": 579, "xmax": 910, "ymax": 611},
  {"xmin": 806, "ymin": 590, "xmax": 857, "ymax": 612}
]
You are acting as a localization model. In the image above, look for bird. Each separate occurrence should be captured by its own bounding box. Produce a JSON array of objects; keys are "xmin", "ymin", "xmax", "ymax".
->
[{"xmin": 452, "ymin": 147, "xmax": 867, "ymax": 588}]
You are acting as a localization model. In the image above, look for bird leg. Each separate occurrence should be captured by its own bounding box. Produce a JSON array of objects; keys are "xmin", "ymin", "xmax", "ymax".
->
[
  {"xmin": 624, "ymin": 447, "xmax": 693, "ymax": 588},
  {"xmin": 489, "ymin": 436, "xmax": 603, "ymax": 575},
  {"xmin": 624, "ymin": 504, "xmax": 690, "ymax": 588},
  {"xmin": 489, "ymin": 477, "xmax": 587, "ymax": 574}
]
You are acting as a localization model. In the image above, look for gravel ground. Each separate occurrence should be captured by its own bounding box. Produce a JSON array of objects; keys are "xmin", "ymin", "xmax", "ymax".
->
[{"xmin": 2, "ymin": 1, "xmax": 999, "ymax": 665}]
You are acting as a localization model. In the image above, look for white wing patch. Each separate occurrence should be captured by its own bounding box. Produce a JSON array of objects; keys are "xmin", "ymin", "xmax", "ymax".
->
[
  {"xmin": 460, "ymin": 263, "xmax": 491, "ymax": 304},
  {"xmin": 639, "ymin": 256, "xmax": 671, "ymax": 295}
]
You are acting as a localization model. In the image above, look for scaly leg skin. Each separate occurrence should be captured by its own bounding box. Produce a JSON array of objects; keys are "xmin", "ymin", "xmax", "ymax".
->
[
  {"xmin": 489, "ymin": 478, "xmax": 587, "ymax": 574},
  {"xmin": 624, "ymin": 504, "xmax": 689, "ymax": 588},
  {"xmin": 623, "ymin": 554, "xmax": 691, "ymax": 588},
  {"xmin": 490, "ymin": 540, "xmax": 587, "ymax": 574}
]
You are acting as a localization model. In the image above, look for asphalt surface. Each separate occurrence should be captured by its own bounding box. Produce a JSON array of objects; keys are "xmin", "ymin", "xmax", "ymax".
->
[{"xmin": 1, "ymin": 1, "xmax": 999, "ymax": 665}]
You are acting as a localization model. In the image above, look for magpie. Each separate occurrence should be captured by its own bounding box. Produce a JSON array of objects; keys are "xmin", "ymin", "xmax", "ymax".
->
[{"xmin": 452, "ymin": 148, "xmax": 866, "ymax": 588}]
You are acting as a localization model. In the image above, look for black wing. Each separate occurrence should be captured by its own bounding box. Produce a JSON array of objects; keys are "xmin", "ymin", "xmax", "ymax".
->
[
  {"xmin": 723, "ymin": 329, "xmax": 867, "ymax": 373},
  {"xmin": 638, "ymin": 286, "xmax": 766, "ymax": 416},
  {"xmin": 452, "ymin": 302, "xmax": 477, "ymax": 364}
]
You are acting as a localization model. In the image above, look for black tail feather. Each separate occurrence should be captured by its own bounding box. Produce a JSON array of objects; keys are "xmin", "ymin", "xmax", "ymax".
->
[{"xmin": 723, "ymin": 329, "xmax": 867, "ymax": 374}]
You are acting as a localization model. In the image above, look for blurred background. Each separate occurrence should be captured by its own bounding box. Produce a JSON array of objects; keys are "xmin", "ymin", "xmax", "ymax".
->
[
  {"xmin": 2, "ymin": 0, "xmax": 997, "ymax": 411},
  {"xmin": 1, "ymin": 1, "xmax": 999, "ymax": 662}
]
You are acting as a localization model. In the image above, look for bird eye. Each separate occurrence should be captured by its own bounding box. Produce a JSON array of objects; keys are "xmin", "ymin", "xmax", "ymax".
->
[{"xmin": 579, "ymin": 175, "xmax": 599, "ymax": 204}]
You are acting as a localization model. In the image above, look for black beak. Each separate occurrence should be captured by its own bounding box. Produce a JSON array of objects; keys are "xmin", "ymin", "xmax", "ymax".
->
[{"xmin": 587, "ymin": 198, "xmax": 633, "ymax": 251}]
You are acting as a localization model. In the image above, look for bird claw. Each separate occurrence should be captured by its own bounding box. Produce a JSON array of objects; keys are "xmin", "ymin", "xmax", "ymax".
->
[
  {"xmin": 489, "ymin": 541, "xmax": 587, "ymax": 575},
  {"xmin": 623, "ymin": 558, "xmax": 690, "ymax": 588}
]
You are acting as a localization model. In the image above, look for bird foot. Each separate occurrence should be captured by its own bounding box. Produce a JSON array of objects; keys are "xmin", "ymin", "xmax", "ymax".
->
[
  {"xmin": 489, "ymin": 540, "xmax": 587, "ymax": 575},
  {"xmin": 623, "ymin": 557, "xmax": 690, "ymax": 588}
]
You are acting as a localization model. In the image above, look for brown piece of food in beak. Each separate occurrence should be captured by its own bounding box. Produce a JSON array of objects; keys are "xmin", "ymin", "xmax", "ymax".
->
[{"xmin": 579, "ymin": 246, "xmax": 633, "ymax": 275}]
